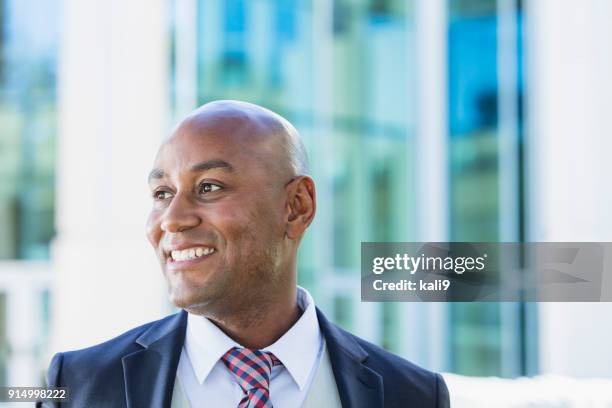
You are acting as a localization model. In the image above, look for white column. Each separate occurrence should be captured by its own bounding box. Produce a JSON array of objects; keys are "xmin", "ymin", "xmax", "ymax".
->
[
  {"xmin": 52, "ymin": 0, "xmax": 170, "ymax": 352},
  {"xmin": 527, "ymin": 0, "xmax": 612, "ymax": 377},
  {"xmin": 404, "ymin": 0, "xmax": 449, "ymax": 372},
  {"xmin": 414, "ymin": 0, "xmax": 449, "ymax": 242}
]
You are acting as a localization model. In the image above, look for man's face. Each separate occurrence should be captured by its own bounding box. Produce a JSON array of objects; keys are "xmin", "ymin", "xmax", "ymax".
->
[{"xmin": 146, "ymin": 118, "xmax": 291, "ymax": 316}]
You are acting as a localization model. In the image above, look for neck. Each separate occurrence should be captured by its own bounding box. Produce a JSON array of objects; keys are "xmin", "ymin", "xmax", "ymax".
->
[{"xmin": 207, "ymin": 286, "xmax": 302, "ymax": 349}]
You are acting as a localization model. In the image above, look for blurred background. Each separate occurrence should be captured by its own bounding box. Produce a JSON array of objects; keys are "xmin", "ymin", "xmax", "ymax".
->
[{"xmin": 0, "ymin": 0, "xmax": 611, "ymax": 406}]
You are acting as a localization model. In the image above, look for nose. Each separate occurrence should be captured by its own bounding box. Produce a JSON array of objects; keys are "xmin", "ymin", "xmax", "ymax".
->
[{"xmin": 160, "ymin": 192, "xmax": 201, "ymax": 233}]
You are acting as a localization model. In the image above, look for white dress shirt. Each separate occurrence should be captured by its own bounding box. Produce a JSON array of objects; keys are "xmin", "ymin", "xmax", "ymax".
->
[{"xmin": 177, "ymin": 287, "xmax": 324, "ymax": 408}]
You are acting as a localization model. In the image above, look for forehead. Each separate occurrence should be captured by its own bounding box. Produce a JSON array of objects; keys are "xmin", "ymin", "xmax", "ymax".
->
[{"xmin": 152, "ymin": 116, "xmax": 281, "ymax": 176}]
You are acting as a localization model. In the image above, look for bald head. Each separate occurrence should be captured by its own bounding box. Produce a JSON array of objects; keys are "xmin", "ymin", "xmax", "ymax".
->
[{"xmin": 171, "ymin": 100, "xmax": 309, "ymax": 177}]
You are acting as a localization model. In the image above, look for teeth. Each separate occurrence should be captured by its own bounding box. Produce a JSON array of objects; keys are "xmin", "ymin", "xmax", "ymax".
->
[{"xmin": 170, "ymin": 247, "xmax": 215, "ymax": 261}]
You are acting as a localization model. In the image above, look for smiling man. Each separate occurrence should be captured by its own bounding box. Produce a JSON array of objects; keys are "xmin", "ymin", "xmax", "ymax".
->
[{"xmin": 41, "ymin": 101, "xmax": 450, "ymax": 408}]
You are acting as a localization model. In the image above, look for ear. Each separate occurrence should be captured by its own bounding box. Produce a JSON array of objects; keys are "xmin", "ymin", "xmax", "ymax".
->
[{"xmin": 285, "ymin": 176, "xmax": 316, "ymax": 240}]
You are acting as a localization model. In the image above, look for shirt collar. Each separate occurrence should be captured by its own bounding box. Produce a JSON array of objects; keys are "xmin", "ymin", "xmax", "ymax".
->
[
  {"xmin": 184, "ymin": 286, "xmax": 321, "ymax": 390},
  {"xmin": 184, "ymin": 309, "xmax": 240, "ymax": 386}
]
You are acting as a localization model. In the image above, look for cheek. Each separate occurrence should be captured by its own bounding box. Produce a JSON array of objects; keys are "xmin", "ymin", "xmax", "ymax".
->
[
  {"xmin": 219, "ymin": 200, "xmax": 284, "ymax": 249},
  {"xmin": 145, "ymin": 212, "xmax": 162, "ymax": 247}
]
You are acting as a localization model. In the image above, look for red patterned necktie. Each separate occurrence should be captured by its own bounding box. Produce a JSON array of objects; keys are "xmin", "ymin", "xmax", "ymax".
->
[{"xmin": 221, "ymin": 347, "xmax": 283, "ymax": 408}]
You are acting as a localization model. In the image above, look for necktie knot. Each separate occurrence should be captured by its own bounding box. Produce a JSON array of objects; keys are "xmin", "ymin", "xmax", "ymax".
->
[{"xmin": 221, "ymin": 347, "xmax": 282, "ymax": 408}]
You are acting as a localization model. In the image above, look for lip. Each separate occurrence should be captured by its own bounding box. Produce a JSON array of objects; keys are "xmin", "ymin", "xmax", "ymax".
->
[{"xmin": 164, "ymin": 242, "xmax": 215, "ymax": 252}]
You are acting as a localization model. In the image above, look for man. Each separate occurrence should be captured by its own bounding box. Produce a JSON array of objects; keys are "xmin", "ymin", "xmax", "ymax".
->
[{"xmin": 41, "ymin": 101, "xmax": 450, "ymax": 407}]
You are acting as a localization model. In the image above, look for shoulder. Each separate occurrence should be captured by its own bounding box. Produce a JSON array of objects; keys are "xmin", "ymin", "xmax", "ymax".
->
[
  {"xmin": 348, "ymin": 328, "xmax": 449, "ymax": 407},
  {"xmin": 355, "ymin": 332, "xmax": 444, "ymax": 386},
  {"xmin": 63, "ymin": 314, "xmax": 172, "ymax": 363},
  {"xmin": 42, "ymin": 312, "xmax": 186, "ymax": 407},
  {"xmin": 47, "ymin": 312, "xmax": 183, "ymax": 384},
  {"xmin": 320, "ymin": 315, "xmax": 449, "ymax": 408}
]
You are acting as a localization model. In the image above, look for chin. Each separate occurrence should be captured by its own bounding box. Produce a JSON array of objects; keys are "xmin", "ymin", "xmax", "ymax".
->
[
  {"xmin": 167, "ymin": 282, "xmax": 218, "ymax": 312},
  {"xmin": 170, "ymin": 296, "xmax": 206, "ymax": 312},
  {"xmin": 167, "ymin": 281, "xmax": 198, "ymax": 307}
]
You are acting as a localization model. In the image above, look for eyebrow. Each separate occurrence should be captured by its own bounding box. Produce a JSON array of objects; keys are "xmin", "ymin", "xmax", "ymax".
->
[
  {"xmin": 190, "ymin": 159, "xmax": 234, "ymax": 173},
  {"xmin": 148, "ymin": 159, "xmax": 235, "ymax": 182}
]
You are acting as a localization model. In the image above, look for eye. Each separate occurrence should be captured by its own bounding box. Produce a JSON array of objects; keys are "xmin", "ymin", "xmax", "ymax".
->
[
  {"xmin": 198, "ymin": 182, "xmax": 222, "ymax": 195},
  {"xmin": 152, "ymin": 190, "xmax": 173, "ymax": 201}
]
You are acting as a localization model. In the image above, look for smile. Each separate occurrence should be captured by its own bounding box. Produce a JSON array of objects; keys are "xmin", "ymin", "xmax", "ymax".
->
[{"xmin": 170, "ymin": 247, "xmax": 215, "ymax": 262}]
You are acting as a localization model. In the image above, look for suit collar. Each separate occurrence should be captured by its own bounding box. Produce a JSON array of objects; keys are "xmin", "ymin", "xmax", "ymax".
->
[
  {"xmin": 135, "ymin": 310, "xmax": 187, "ymax": 348},
  {"xmin": 122, "ymin": 310, "xmax": 187, "ymax": 408},
  {"xmin": 316, "ymin": 307, "xmax": 384, "ymax": 408}
]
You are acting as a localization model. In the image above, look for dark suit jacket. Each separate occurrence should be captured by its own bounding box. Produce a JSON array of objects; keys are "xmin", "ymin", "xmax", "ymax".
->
[{"xmin": 40, "ymin": 308, "xmax": 450, "ymax": 408}]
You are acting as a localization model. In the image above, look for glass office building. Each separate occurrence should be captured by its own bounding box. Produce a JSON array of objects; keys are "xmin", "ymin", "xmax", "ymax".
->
[
  {"xmin": 0, "ymin": 0, "xmax": 57, "ymax": 260},
  {"xmin": 0, "ymin": 0, "xmax": 534, "ymax": 386},
  {"xmin": 0, "ymin": 0, "xmax": 58, "ymax": 386}
]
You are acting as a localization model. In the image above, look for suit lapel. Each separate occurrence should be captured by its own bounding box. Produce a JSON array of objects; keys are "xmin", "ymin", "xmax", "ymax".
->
[
  {"xmin": 316, "ymin": 308, "xmax": 384, "ymax": 408},
  {"xmin": 122, "ymin": 311, "xmax": 187, "ymax": 408}
]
